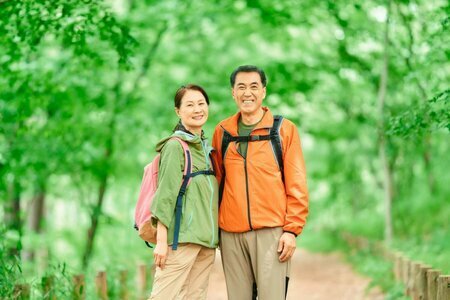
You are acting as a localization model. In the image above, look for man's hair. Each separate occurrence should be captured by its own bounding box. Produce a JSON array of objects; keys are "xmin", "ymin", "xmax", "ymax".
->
[{"xmin": 230, "ymin": 65, "xmax": 267, "ymax": 87}]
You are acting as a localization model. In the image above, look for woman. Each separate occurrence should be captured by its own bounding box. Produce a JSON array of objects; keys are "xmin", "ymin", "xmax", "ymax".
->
[{"xmin": 149, "ymin": 84, "xmax": 218, "ymax": 300}]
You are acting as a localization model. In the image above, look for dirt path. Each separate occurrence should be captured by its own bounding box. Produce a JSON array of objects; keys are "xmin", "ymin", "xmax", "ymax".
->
[{"xmin": 207, "ymin": 249, "xmax": 384, "ymax": 300}]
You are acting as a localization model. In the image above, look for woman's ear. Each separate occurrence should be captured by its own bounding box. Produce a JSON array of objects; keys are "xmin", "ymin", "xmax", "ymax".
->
[{"xmin": 175, "ymin": 107, "xmax": 180, "ymax": 118}]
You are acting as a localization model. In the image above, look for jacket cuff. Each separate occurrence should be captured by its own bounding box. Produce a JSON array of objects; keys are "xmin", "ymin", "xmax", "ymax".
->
[{"xmin": 283, "ymin": 230, "xmax": 298, "ymax": 237}]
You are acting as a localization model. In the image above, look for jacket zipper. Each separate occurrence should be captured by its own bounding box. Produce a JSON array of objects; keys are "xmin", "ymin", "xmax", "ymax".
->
[
  {"xmin": 243, "ymin": 157, "xmax": 253, "ymax": 230},
  {"xmin": 201, "ymin": 141, "xmax": 216, "ymax": 247},
  {"xmin": 223, "ymin": 126, "xmax": 255, "ymax": 231}
]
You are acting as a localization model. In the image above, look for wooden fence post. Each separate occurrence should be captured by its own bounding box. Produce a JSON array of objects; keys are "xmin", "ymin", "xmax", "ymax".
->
[
  {"xmin": 36, "ymin": 248, "xmax": 49, "ymax": 277},
  {"xmin": 427, "ymin": 270, "xmax": 441, "ymax": 300},
  {"xmin": 437, "ymin": 275, "xmax": 450, "ymax": 300},
  {"xmin": 411, "ymin": 262, "xmax": 421, "ymax": 299},
  {"xmin": 119, "ymin": 269, "xmax": 128, "ymax": 300},
  {"xmin": 13, "ymin": 283, "xmax": 30, "ymax": 300},
  {"xmin": 95, "ymin": 271, "xmax": 108, "ymax": 300},
  {"xmin": 73, "ymin": 274, "xmax": 85, "ymax": 300},
  {"xmin": 41, "ymin": 275, "xmax": 55, "ymax": 300},
  {"xmin": 417, "ymin": 264, "xmax": 431, "ymax": 300},
  {"xmin": 403, "ymin": 258, "xmax": 411, "ymax": 295},
  {"xmin": 137, "ymin": 264, "xmax": 147, "ymax": 300},
  {"xmin": 401, "ymin": 256, "xmax": 408, "ymax": 285},
  {"xmin": 394, "ymin": 252, "xmax": 402, "ymax": 281}
]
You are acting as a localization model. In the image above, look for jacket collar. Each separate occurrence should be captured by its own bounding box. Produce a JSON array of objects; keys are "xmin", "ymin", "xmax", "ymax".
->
[
  {"xmin": 173, "ymin": 121, "xmax": 206, "ymax": 140},
  {"xmin": 155, "ymin": 130, "xmax": 204, "ymax": 152},
  {"xmin": 221, "ymin": 107, "xmax": 274, "ymax": 135}
]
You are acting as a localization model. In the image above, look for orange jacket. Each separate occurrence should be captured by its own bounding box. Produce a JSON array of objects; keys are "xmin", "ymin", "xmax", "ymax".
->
[{"xmin": 212, "ymin": 107, "xmax": 309, "ymax": 236}]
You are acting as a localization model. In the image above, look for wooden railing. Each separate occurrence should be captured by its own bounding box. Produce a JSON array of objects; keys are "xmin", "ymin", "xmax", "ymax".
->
[
  {"xmin": 342, "ymin": 233, "xmax": 450, "ymax": 300},
  {"xmin": 13, "ymin": 263, "xmax": 154, "ymax": 300},
  {"xmin": 11, "ymin": 236, "xmax": 450, "ymax": 299}
]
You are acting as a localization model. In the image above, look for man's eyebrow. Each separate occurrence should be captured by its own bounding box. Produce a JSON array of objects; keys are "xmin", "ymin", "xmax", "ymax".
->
[{"xmin": 237, "ymin": 82, "xmax": 260, "ymax": 86}]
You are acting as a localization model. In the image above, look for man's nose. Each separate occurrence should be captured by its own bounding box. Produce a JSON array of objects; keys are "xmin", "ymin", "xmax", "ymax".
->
[{"xmin": 243, "ymin": 88, "xmax": 252, "ymax": 96}]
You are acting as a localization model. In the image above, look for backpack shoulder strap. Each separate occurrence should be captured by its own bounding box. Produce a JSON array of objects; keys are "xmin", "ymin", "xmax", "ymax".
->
[
  {"xmin": 168, "ymin": 137, "xmax": 192, "ymax": 250},
  {"xmin": 170, "ymin": 137, "xmax": 192, "ymax": 177},
  {"xmin": 221, "ymin": 129, "xmax": 233, "ymax": 162},
  {"xmin": 219, "ymin": 129, "xmax": 234, "ymax": 206},
  {"xmin": 270, "ymin": 115, "xmax": 284, "ymax": 182}
]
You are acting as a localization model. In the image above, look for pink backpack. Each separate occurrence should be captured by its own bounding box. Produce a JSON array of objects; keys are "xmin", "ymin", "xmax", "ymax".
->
[{"xmin": 134, "ymin": 137, "xmax": 191, "ymax": 248}]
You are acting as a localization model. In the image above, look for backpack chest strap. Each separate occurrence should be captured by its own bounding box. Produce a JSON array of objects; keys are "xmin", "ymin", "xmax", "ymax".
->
[
  {"xmin": 186, "ymin": 169, "xmax": 215, "ymax": 178},
  {"xmin": 226, "ymin": 134, "xmax": 272, "ymax": 143}
]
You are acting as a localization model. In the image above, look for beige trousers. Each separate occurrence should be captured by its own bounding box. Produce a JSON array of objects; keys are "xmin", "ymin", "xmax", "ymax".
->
[
  {"xmin": 220, "ymin": 227, "xmax": 291, "ymax": 300},
  {"xmin": 148, "ymin": 243, "xmax": 215, "ymax": 300}
]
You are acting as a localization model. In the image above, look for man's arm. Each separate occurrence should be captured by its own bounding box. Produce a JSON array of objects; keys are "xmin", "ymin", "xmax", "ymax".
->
[
  {"xmin": 277, "ymin": 121, "xmax": 309, "ymax": 261},
  {"xmin": 282, "ymin": 121, "xmax": 309, "ymax": 236}
]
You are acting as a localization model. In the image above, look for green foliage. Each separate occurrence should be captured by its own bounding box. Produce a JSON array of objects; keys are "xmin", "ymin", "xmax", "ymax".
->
[
  {"xmin": 346, "ymin": 249, "xmax": 409, "ymax": 300},
  {"xmin": 388, "ymin": 89, "xmax": 450, "ymax": 137},
  {"xmin": 394, "ymin": 229, "xmax": 450, "ymax": 274},
  {"xmin": 0, "ymin": 0, "xmax": 448, "ymax": 297},
  {"xmin": 0, "ymin": 245, "xmax": 22, "ymax": 297}
]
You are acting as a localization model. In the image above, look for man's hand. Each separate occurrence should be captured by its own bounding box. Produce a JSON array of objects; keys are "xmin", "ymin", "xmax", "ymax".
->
[
  {"xmin": 277, "ymin": 232, "xmax": 296, "ymax": 262},
  {"xmin": 153, "ymin": 242, "xmax": 169, "ymax": 269}
]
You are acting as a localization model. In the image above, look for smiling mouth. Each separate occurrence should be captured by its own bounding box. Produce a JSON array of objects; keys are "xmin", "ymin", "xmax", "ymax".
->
[
  {"xmin": 192, "ymin": 115, "xmax": 203, "ymax": 120},
  {"xmin": 243, "ymin": 100, "xmax": 254, "ymax": 104}
]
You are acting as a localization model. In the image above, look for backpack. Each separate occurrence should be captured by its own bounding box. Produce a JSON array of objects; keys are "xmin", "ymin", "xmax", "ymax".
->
[
  {"xmin": 134, "ymin": 137, "xmax": 214, "ymax": 250},
  {"xmin": 219, "ymin": 115, "xmax": 284, "ymax": 201}
]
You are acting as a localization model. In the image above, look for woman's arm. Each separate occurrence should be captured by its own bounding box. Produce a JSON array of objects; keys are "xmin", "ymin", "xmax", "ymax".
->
[
  {"xmin": 153, "ymin": 221, "xmax": 169, "ymax": 269},
  {"xmin": 151, "ymin": 140, "xmax": 184, "ymax": 229}
]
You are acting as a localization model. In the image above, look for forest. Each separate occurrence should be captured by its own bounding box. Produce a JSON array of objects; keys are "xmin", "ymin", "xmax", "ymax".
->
[{"xmin": 1, "ymin": 0, "xmax": 449, "ymax": 299}]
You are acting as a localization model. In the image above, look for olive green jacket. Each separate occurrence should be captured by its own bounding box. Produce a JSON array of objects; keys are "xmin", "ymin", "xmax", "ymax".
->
[{"xmin": 151, "ymin": 131, "xmax": 219, "ymax": 248}]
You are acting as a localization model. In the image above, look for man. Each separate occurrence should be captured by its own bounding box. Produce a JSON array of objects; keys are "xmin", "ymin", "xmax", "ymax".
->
[{"xmin": 212, "ymin": 65, "xmax": 309, "ymax": 300}]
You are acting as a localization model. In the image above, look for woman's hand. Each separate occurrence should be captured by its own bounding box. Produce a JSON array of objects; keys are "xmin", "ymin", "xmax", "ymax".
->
[
  {"xmin": 153, "ymin": 241, "xmax": 169, "ymax": 269},
  {"xmin": 154, "ymin": 221, "xmax": 169, "ymax": 269}
]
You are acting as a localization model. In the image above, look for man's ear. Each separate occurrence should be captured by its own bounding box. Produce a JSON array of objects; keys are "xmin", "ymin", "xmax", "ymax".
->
[{"xmin": 262, "ymin": 87, "xmax": 267, "ymax": 99}]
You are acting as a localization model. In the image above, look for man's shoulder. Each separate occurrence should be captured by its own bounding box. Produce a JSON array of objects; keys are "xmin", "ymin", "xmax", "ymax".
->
[
  {"xmin": 215, "ymin": 115, "xmax": 236, "ymax": 130},
  {"xmin": 276, "ymin": 116, "xmax": 296, "ymax": 130},
  {"xmin": 275, "ymin": 116, "xmax": 300, "ymax": 141}
]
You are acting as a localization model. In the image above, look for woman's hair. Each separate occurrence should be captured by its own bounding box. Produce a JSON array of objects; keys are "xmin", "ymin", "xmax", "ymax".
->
[
  {"xmin": 173, "ymin": 84, "xmax": 209, "ymax": 134},
  {"xmin": 174, "ymin": 84, "xmax": 210, "ymax": 109}
]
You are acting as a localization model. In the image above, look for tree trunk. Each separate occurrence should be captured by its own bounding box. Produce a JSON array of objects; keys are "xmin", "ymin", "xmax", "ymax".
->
[
  {"xmin": 377, "ymin": 0, "xmax": 393, "ymax": 245},
  {"xmin": 5, "ymin": 178, "xmax": 22, "ymax": 257},
  {"xmin": 23, "ymin": 182, "xmax": 47, "ymax": 261},
  {"xmin": 82, "ymin": 163, "xmax": 110, "ymax": 268},
  {"xmin": 81, "ymin": 23, "xmax": 168, "ymax": 268},
  {"xmin": 397, "ymin": 4, "xmax": 434, "ymax": 193}
]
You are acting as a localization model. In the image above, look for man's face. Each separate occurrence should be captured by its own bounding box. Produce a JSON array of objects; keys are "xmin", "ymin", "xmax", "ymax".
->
[{"xmin": 232, "ymin": 72, "xmax": 266, "ymax": 116}]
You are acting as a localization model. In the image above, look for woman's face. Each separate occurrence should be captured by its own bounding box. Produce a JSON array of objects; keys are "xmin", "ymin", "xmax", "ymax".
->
[{"xmin": 176, "ymin": 89, "xmax": 208, "ymax": 134}]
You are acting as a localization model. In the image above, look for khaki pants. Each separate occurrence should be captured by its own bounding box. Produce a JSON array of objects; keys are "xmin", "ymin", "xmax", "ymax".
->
[
  {"xmin": 149, "ymin": 244, "xmax": 215, "ymax": 300},
  {"xmin": 220, "ymin": 227, "xmax": 291, "ymax": 300}
]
